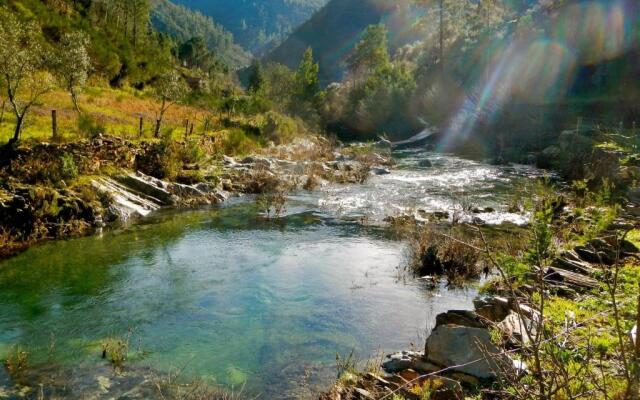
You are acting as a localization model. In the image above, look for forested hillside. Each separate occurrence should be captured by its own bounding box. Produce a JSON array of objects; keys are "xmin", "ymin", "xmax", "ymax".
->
[
  {"xmin": 151, "ymin": 0, "xmax": 251, "ymax": 68},
  {"xmin": 173, "ymin": 0, "xmax": 328, "ymax": 53},
  {"xmin": 303, "ymin": 0, "xmax": 640, "ymax": 154},
  {"xmin": 266, "ymin": 0, "xmax": 420, "ymax": 84}
]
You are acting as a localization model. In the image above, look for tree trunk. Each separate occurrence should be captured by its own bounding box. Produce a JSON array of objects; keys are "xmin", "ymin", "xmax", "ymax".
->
[
  {"xmin": 52, "ymin": 110, "xmax": 58, "ymax": 141},
  {"xmin": 439, "ymin": 0, "xmax": 444, "ymax": 72},
  {"xmin": 71, "ymin": 89, "xmax": 81, "ymax": 114},
  {"xmin": 11, "ymin": 115, "xmax": 24, "ymax": 143},
  {"xmin": 155, "ymin": 118, "xmax": 161, "ymax": 138}
]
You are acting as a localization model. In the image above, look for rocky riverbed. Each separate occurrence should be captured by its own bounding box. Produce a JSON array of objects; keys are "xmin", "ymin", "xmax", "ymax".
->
[{"xmin": 0, "ymin": 135, "xmax": 392, "ymax": 259}]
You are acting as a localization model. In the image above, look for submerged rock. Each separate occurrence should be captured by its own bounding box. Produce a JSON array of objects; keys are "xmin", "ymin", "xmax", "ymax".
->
[{"xmin": 370, "ymin": 167, "xmax": 390, "ymax": 176}]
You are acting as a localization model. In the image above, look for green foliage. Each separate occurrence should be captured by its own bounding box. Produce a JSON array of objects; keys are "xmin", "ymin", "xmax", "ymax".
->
[
  {"xmin": 151, "ymin": 0, "xmax": 250, "ymax": 69},
  {"xmin": 59, "ymin": 153, "xmax": 79, "ymax": 180},
  {"xmin": 295, "ymin": 48, "xmax": 321, "ymax": 104},
  {"xmin": 223, "ymin": 128, "xmax": 259, "ymax": 156},
  {"xmin": 172, "ymin": 0, "xmax": 328, "ymax": 52},
  {"xmin": 247, "ymin": 60, "xmax": 266, "ymax": 94},
  {"xmin": 0, "ymin": 5, "xmax": 55, "ymax": 142},
  {"xmin": 348, "ymin": 24, "xmax": 390, "ymax": 78},
  {"xmin": 77, "ymin": 114, "xmax": 106, "ymax": 138},
  {"xmin": 51, "ymin": 31, "xmax": 92, "ymax": 113}
]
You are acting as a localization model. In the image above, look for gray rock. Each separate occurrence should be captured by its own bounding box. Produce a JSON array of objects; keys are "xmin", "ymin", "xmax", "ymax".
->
[
  {"xmin": 381, "ymin": 351, "xmax": 423, "ymax": 373},
  {"xmin": 425, "ymin": 325, "xmax": 500, "ymax": 378},
  {"xmin": 474, "ymin": 296, "xmax": 511, "ymax": 322},
  {"xmin": 435, "ymin": 310, "xmax": 486, "ymax": 329},
  {"xmin": 424, "ymin": 325, "xmax": 503, "ymax": 379},
  {"xmin": 627, "ymin": 187, "xmax": 640, "ymax": 204},
  {"xmin": 419, "ymin": 159, "xmax": 433, "ymax": 168},
  {"xmin": 370, "ymin": 167, "xmax": 391, "ymax": 176},
  {"xmin": 496, "ymin": 311, "xmax": 535, "ymax": 344}
]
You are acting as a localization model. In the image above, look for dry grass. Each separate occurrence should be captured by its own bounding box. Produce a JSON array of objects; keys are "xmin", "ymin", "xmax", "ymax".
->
[
  {"xmin": 0, "ymin": 86, "xmax": 217, "ymax": 143},
  {"xmin": 405, "ymin": 224, "xmax": 484, "ymax": 285}
]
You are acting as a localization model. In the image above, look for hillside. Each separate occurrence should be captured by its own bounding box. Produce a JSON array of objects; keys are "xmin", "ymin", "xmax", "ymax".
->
[
  {"xmin": 173, "ymin": 0, "xmax": 329, "ymax": 54},
  {"xmin": 265, "ymin": 0, "xmax": 420, "ymax": 85},
  {"xmin": 151, "ymin": 0, "xmax": 251, "ymax": 68}
]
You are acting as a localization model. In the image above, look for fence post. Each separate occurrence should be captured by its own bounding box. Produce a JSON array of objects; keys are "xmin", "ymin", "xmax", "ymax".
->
[
  {"xmin": 184, "ymin": 119, "xmax": 189, "ymax": 139},
  {"xmin": 138, "ymin": 115, "xmax": 143, "ymax": 138},
  {"xmin": 51, "ymin": 110, "xmax": 58, "ymax": 140}
]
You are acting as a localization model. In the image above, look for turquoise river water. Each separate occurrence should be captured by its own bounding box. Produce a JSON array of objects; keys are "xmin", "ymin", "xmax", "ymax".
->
[{"xmin": 0, "ymin": 149, "xmax": 546, "ymax": 398}]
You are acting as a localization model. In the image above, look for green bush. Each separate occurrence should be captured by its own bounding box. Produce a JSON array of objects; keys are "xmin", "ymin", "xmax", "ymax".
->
[
  {"xmin": 223, "ymin": 128, "xmax": 259, "ymax": 156},
  {"xmin": 60, "ymin": 153, "xmax": 78, "ymax": 180},
  {"xmin": 77, "ymin": 114, "xmax": 106, "ymax": 138}
]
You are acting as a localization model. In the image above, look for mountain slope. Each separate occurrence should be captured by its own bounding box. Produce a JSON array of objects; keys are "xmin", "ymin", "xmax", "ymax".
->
[
  {"xmin": 265, "ymin": 0, "xmax": 419, "ymax": 85},
  {"xmin": 151, "ymin": 0, "xmax": 251, "ymax": 68},
  {"xmin": 172, "ymin": 0, "xmax": 329, "ymax": 54}
]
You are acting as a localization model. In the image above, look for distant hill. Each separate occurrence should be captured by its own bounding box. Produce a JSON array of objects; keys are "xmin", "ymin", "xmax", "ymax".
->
[
  {"xmin": 172, "ymin": 0, "xmax": 329, "ymax": 54},
  {"xmin": 151, "ymin": 0, "xmax": 251, "ymax": 68},
  {"xmin": 265, "ymin": 0, "xmax": 420, "ymax": 85}
]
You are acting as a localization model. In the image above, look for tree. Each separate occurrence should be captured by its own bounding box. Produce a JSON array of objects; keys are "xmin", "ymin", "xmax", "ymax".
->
[
  {"xmin": 347, "ymin": 24, "xmax": 390, "ymax": 83},
  {"xmin": 0, "ymin": 8, "xmax": 54, "ymax": 143},
  {"xmin": 178, "ymin": 37, "xmax": 211, "ymax": 70},
  {"xmin": 52, "ymin": 31, "xmax": 92, "ymax": 114},
  {"xmin": 413, "ymin": 0, "xmax": 507, "ymax": 71},
  {"xmin": 295, "ymin": 47, "xmax": 320, "ymax": 104},
  {"xmin": 152, "ymin": 70, "xmax": 188, "ymax": 137},
  {"xmin": 247, "ymin": 59, "xmax": 265, "ymax": 94}
]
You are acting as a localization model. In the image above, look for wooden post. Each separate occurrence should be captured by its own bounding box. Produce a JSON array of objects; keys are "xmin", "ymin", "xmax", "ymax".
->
[
  {"xmin": 138, "ymin": 115, "xmax": 143, "ymax": 138},
  {"xmin": 189, "ymin": 122, "xmax": 194, "ymax": 136},
  {"xmin": 184, "ymin": 119, "xmax": 189, "ymax": 139},
  {"xmin": 51, "ymin": 110, "xmax": 58, "ymax": 140}
]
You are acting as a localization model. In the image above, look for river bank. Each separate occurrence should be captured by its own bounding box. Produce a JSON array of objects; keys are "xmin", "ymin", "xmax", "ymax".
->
[{"xmin": 0, "ymin": 134, "xmax": 392, "ymax": 260}]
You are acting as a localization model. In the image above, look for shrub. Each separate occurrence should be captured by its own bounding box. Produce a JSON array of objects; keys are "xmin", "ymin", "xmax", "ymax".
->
[
  {"xmin": 59, "ymin": 153, "xmax": 78, "ymax": 180},
  {"xmin": 77, "ymin": 114, "xmax": 106, "ymax": 138},
  {"xmin": 406, "ymin": 225, "xmax": 483, "ymax": 285},
  {"xmin": 223, "ymin": 128, "xmax": 259, "ymax": 156}
]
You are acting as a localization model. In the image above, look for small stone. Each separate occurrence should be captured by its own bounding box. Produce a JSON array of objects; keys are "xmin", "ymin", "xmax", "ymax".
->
[{"xmin": 382, "ymin": 351, "xmax": 422, "ymax": 373}]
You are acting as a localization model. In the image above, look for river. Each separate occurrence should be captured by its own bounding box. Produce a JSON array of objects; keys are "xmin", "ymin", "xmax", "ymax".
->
[{"xmin": 0, "ymin": 149, "xmax": 546, "ymax": 398}]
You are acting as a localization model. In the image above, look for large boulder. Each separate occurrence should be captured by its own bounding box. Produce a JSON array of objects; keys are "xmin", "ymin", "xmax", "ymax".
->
[{"xmin": 424, "ymin": 325, "xmax": 503, "ymax": 379}]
